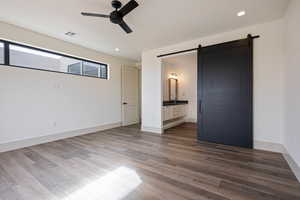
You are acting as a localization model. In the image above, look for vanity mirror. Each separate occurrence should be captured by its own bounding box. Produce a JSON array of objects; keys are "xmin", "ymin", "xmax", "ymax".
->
[{"xmin": 168, "ymin": 73, "xmax": 178, "ymax": 101}]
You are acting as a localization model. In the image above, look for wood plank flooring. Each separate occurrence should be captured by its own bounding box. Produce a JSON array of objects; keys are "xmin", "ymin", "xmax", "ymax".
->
[{"xmin": 0, "ymin": 123, "xmax": 299, "ymax": 200}]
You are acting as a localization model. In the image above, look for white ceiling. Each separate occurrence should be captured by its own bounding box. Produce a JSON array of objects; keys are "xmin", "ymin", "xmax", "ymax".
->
[{"xmin": 0, "ymin": 0, "xmax": 289, "ymax": 61}]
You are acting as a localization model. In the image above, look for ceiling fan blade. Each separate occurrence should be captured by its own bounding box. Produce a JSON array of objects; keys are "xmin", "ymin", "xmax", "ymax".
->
[
  {"xmin": 81, "ymin": 12, "xmax": 110, "ymax": 18},
  {"xmin": 119, "ymin": 0, "xmax": 139, "ymax": 17},
  {"xmin": 119, "ymin": 20, "xmax": 132, "ymax": 34}
]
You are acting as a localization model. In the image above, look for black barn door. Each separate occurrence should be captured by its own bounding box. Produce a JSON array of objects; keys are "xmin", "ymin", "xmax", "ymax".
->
[{"xmin": 197, "ymin": 37, "xmax": 253, "ymax": 148}]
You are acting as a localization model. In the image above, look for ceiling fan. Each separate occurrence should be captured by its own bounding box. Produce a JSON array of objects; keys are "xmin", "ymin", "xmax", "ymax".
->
[{"xmin": 81, "ymin": 0, "xmax": 139, "ymax": 34}]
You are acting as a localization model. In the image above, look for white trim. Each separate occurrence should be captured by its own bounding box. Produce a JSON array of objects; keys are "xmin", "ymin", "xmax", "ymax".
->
[
  {"xmin": 123, "ymin": 120, "xmax": 140, "ymax": 127},
  {"xmin": 254, "ymin": 140, "xmax": 286, "ymax": 153},
  {"xmin": 283, "ymin": 152, "xmax": 300, "ymax": 182},
  {"xmin": 141, "ymin": 126, "xmax": 163, "ymax": 134},
  {"xmin": 0, "ymin": 122, "xmax": 121, "ymax": 153}
]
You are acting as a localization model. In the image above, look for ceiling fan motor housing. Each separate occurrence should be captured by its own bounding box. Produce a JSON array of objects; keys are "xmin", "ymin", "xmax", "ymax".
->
[
  {"xmin": 112, "ymin": 0, "xmax": 122, "ymax": 10},
  {"xmin": 110, "ymin": 11, "xmax": 123, "ymax": 24}
]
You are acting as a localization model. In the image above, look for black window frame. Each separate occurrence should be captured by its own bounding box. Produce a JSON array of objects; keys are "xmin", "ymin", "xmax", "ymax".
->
[{"xmin": 0, "ymin": 39, "xmax": 108, "ymax": 80}]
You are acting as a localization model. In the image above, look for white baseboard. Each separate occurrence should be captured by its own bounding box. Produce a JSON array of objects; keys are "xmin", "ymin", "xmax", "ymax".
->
[
  {"xmin": 141, "ymin": 126, "xmax": 163, "ymax": 134},
  {"xmin": 0, "ymin": 122, "xmax": 121, "ymax": 153},
  {"xmin": 283, "ymin": 152, "xmax": 300, "ymax": 182},
  {"xmin": 254, "ymin": 140, "xmax": 286, "ymax": 153}
]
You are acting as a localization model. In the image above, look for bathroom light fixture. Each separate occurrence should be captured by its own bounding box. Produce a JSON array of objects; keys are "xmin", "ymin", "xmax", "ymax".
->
[
  {"xmin": 237, "ymin": 11, "xmax": 246, "ymax": 17},
  {"xmin": 115, "ymin": 48, "xmax": 120, "ymax": 52},
  {"xmin": 169, "ymin": 73, "xmax": 178, "ymax": 80}
]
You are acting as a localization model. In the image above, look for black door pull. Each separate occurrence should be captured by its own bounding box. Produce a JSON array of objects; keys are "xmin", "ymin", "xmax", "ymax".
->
[{"xmin": 199, "ymin": 100, "xmax": 202, "ymax": 114}]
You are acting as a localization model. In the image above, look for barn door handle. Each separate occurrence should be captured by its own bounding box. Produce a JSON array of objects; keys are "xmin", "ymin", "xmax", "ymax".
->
[
  {"xmin": 123, "ymin": 102, "xmax": 128, "ymax": 105},
  {"xmin": 199, "ymin": 100, "xmax": 202, "ymax": 114}
]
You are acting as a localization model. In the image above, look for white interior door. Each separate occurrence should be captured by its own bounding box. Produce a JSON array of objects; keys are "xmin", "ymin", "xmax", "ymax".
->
[{"xmin": 122, "ymin": 66, "xmax": 140, "ymax": 126}]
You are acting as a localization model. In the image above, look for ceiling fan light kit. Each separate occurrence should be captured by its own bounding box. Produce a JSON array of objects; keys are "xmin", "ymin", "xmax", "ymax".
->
[{"xmin": 81, "ymin": 0, "xmax": 139, "ymax": 34}]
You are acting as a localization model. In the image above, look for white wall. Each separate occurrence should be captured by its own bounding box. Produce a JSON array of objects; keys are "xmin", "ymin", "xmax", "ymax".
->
[
  {"xmin": 0, "ymin": 21, "xmax": 136, "ymax": 146},
  {"xmin": 142, "ymin": 19, "xmax": 286, "ymax": 145},
  {"xmin": 141, "ymin": 51, "xmax": 163, "ymax": 133},
  {"xmin": 284, "ymin": 0, "xmax": 300, "ymax": 166}
]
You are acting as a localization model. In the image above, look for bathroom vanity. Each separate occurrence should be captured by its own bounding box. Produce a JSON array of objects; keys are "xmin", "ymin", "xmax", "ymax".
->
[{"xmin": 163, "ymin": 100, "xmax": 188, "ymax": 130}]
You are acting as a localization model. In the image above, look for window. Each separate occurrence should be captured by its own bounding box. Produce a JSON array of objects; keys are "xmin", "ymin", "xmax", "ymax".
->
[
  {"xmin": 67, "ymin": 61, "xmax": 108, "ymax": 78},
  {"xmin": 0, "ymin": 40, "xmax": 108, "ymax": 79},
  {"xmin": 0, "ymin": 42, "xmax": 4, "ymax": 64},
  {"xmin": 99, "ymin": 65, "xmax": 108, "ymax": 79},
  {"xmin": 83, "ymin": 62, "xmax": 99, "ymax": 77},
  {"xmin": 68, "ymin": 62, "xmax": 82, "ymax": 75},
  {"xmin": 84, "ymin": 61, "xmax": 107, "ymax": 78}
]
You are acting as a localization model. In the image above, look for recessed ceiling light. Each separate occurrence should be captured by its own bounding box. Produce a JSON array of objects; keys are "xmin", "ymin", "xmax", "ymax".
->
[
  {"xmin": 65, "ymin": 32, "xmax": 76, "ymax": 37},
  {"xmin": 237, "ymin": 11, "xmax": 246, "ymax": 17},
  {"xmin": 115, "ymin": 48, "xmax": 120, "ymax": 52}
]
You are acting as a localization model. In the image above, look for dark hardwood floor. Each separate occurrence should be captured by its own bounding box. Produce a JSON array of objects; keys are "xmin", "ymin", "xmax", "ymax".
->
[{"xmin": 0, "ymin": 123, "xmax": 299, "ymax": 200}]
